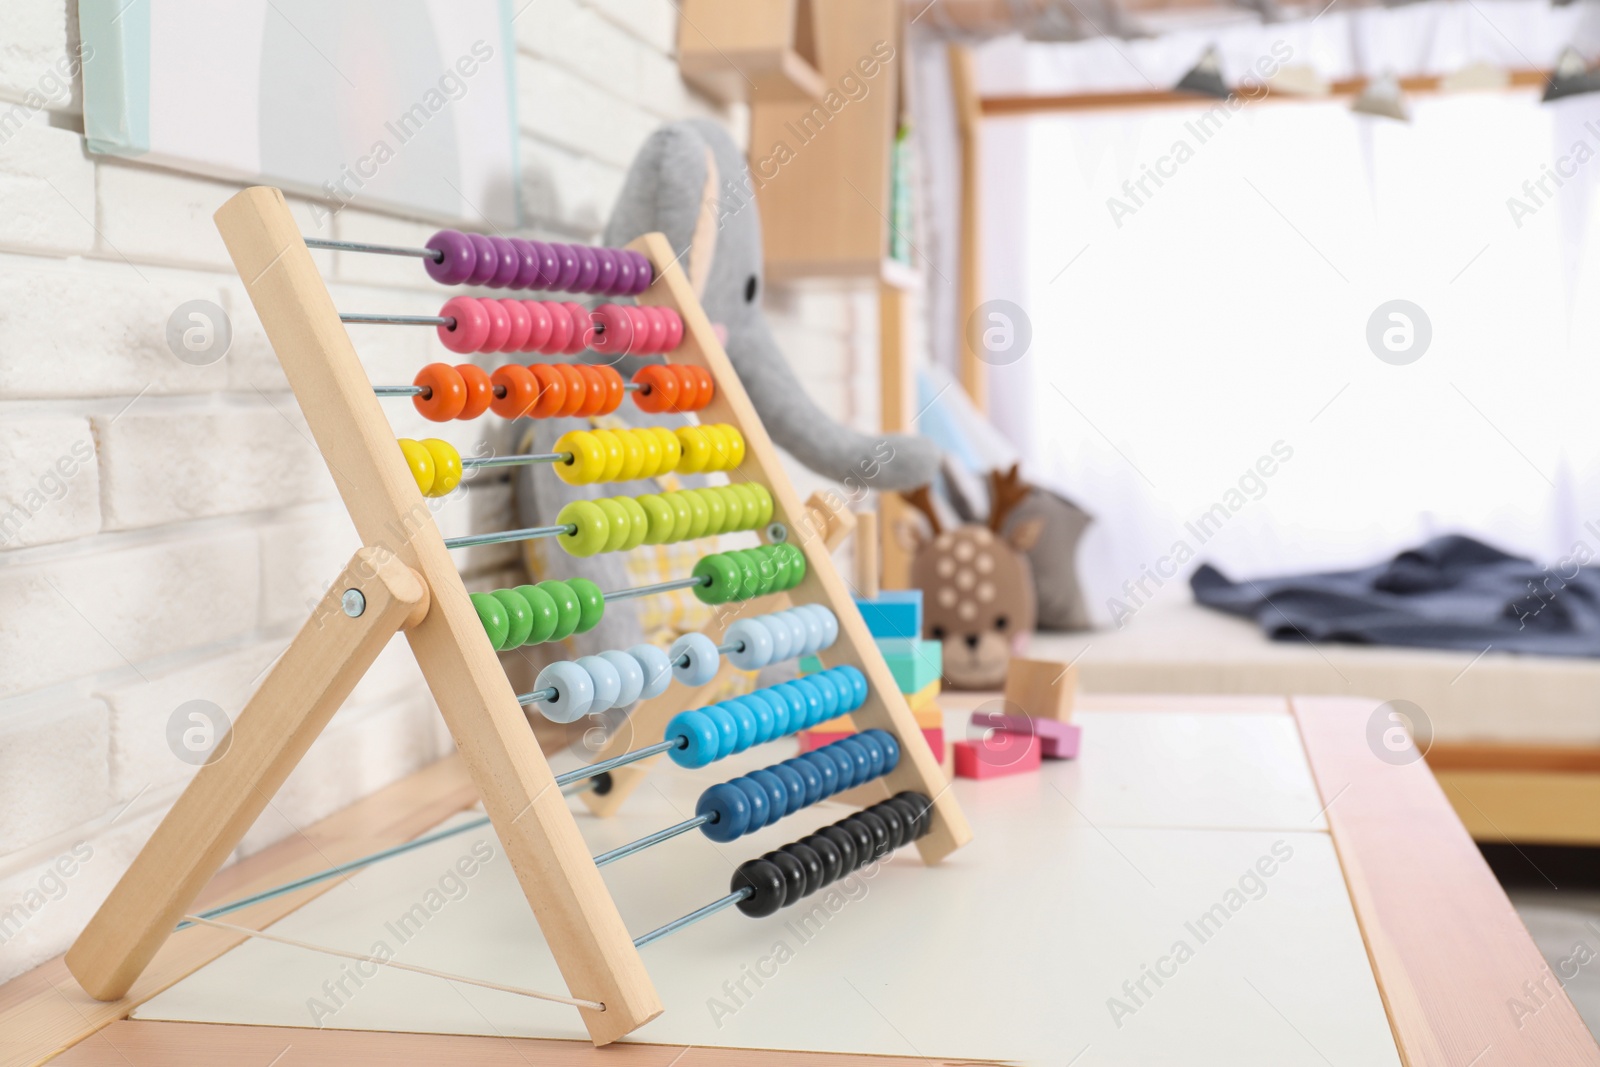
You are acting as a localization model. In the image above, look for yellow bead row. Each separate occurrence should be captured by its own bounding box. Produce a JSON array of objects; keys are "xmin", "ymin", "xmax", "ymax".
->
[
  {"xmin": 553, "ymin": 424, "xmax": 745, "ymax": 486},
  {"xmin": 398, "ymin": 438, "xmax": 463, "ymax": 498}
]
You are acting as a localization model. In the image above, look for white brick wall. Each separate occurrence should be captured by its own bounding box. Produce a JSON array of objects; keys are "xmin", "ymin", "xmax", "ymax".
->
[
  {"xmin": 0, "ymin": 0, "xmax": 882, "ymax": 986},
  {"xmin": 0, "ymin": 414, "xmax": 99, "ymax": 548},
  {"xmin": 0, "ymin": 119, "xmax": 95, "ymax": 257}
]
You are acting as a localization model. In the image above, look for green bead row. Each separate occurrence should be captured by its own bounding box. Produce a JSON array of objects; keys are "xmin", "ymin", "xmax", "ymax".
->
[
  {"xmin": 555, "ymin": 483, "xmax": 776, "ymax": 558},
  {"xmin": 470, "ymin": 578, "xmax": 604, "ymax": 651},
  {"xmin": 691, "ymin": 544, "xmax": 806, "ymax": 604}
]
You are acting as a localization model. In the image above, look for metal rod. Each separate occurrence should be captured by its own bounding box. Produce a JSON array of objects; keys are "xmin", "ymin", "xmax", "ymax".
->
[
  {"xmin": 593, "ymin": 814, "xmax": 710, "ymax": 868},
  {"xmin": 633, "ymin": 889, "xmax": 752, "ymax": 949},
  {"xmin": 374, "ymin": 381, "xmax": 646, "ymax": 397},
  {"xmin": 461, "ymin": 452, "xmax": 571, "ymax": 470},
  {"xmin": 601, "ymin": 575, "xmax": 710, "ymax": 603},
  {"xmin": 305, "ymin": 236, "xmax": 444, "ymax": 261},
  {"xmin": 340, "ymin": 312, "xmax": 453, "ymax": 327},
  {"xmin": 175, "ymin": 775, "xmax": 599, "ymax": 931},
  {"xmin": 554, "ymin": 738, "xmax": 680, "ymax": 786},
  {"xmin": 443, "ymin": 523, "xmax": 575, "ymax": 550},
  {"xmin": 663, "ymin": 640, "xmax": 740, "ymax": 675}
]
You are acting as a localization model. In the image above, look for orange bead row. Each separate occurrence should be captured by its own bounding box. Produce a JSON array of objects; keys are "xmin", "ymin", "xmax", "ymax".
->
[
  {"xmin": 411, "ymin": 361, "xmax": 716, "ymax": 422},
  {"xmin": 632, "ymin": 364, "xmax": 715, "ymax": 414}
]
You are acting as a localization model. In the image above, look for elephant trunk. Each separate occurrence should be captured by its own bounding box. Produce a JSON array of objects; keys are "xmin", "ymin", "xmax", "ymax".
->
[{"xmin": 725, "ymin": 316, "xmax": 941, "ymax": 493}]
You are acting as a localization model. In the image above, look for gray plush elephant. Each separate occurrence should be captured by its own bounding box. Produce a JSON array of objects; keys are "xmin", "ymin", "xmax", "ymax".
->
[
  {"xmin": 510, "ymin": 119, "xmax": 939, "ymax": 701},
  {"xmin": 601, "ymin": 118, "xmax": 940, "ymax": 491}
]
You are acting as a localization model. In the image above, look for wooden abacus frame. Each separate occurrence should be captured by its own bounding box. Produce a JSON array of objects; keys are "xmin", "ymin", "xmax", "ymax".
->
[{"xmin": 63, "ymin": 186, "xmax": 971, "ymax": 1048}]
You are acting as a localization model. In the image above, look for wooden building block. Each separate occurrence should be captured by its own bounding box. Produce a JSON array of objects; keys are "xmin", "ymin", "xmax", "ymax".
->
[
  {"xmin": 881, "ymin": 640, "xmax": 941, "ymax": 694},
  {"xmin": 855, "ymin": 590, "xmax": 922, "ymax": 638},
  {"xmin": 954, "ymin": 733, "xmax": 1041, "ymax": 780},
  {"xmin": 970, "ymin": 711, "xmax": 1081, "ymax": 759},
  {"xmin": 1038, "ymin": 726, "xmax": 1082, "ymax": 760},
  {"xmin": 1003, "ymin": 658, "xmax": 1077, "ymax": 723},
  {"xmin": 906, "ymin": 677, "xmax": 941, "ymax": 710}
]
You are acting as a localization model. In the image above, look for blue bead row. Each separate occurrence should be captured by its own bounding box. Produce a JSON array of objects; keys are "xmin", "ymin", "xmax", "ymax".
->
[
  {"xmin": 695, "ymin": 729, "xmax": 901, "ymax": 843},
  {"xmin": 664, "ymin": 666, "xmax": 868, "ymax": 769}
]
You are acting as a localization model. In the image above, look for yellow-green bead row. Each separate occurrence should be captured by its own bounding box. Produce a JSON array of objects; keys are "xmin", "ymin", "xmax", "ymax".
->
[
  {"xmin": 555, "ymin": 483, "xmax": 775, "ymax": 557},
  {"xmin": 553, "ymin": 424, "xmax": 747, "ymax": 486}
]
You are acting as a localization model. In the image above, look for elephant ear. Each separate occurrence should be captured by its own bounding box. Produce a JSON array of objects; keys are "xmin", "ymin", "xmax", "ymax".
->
[{"xmin": 602, "ymin": 122, "xmax": 721, "ymax": 299}]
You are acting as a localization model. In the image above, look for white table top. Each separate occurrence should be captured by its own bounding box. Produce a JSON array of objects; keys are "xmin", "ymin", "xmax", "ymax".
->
[{"xmin": 136, "ymin": 707, "xmax": 1400, "ymax": 1065}]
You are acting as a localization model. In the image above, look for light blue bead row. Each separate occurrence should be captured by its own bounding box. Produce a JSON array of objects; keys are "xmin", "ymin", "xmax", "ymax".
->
[{"xmin": 664, "ymin": 666, "xmax": 868, "ymax": 769}]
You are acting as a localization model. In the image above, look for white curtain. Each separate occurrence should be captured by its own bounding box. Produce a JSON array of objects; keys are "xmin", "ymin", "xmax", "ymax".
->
[{"xmin": 983, "ymin": 74, "xmax": 1600, "ymax": 625}]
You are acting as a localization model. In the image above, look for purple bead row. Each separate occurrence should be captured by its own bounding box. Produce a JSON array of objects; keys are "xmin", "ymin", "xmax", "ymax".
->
[{"xmin": 423, "ymin": 230, "xmax": 653, "ymax": 296}]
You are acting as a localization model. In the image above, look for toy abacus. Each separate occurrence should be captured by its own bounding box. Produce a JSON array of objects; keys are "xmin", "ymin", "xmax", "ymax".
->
[{"xmin": 64, "ymin": 187, "xmax": 971, "ymax": 1046}]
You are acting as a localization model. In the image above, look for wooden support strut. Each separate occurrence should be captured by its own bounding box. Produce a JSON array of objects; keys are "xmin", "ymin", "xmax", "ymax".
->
[{"xmin": 67, "ymin": 548, "xmax": 428, "ymax": 1002}]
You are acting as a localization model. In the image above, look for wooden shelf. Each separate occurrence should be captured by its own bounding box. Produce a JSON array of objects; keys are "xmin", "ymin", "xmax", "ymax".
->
[
  {"xmin": 678, "ymin": 0, "xmax": 826, "ymax": 104},
  {"xmin": 763, "ymin": 256, "xmax": 920, "ymax": 289},
  {"xmin": 749, "ymin": 0, "xmax": 903, "ymax": 280}
]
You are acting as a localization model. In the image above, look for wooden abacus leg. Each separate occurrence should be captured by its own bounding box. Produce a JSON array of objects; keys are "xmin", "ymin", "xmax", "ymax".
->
[
  {"xmin": 580, "ymin": 593, "xmax": 791, "ymax": 819},
  {"xmin": 66, "ymin": 548, "xmax": 429, "ymax": 1002}
]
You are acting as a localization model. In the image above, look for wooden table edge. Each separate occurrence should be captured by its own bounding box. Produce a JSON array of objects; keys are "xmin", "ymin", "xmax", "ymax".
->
[{"xmin": 1290, "ymin": 694, "xmax": 1600, "ymax": 1066}]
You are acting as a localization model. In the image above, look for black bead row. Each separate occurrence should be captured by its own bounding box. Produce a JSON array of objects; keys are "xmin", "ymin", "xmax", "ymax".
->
[{"xmin": 729, "ymin": 791, "xmax": 933, "ymax": 918}]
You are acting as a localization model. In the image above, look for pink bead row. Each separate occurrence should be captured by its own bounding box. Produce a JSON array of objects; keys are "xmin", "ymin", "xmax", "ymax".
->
[
  {"xmin": 424, "ymin": 230, "xmax": 653, "ymax": 295},
  {"xmin": 436, "ymin": 297, "xmax": 685, "ymax": 356}
]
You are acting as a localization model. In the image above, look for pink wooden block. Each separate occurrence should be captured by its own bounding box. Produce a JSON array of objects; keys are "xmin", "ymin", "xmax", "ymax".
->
[
  {"xmin": 970, "ymin": 711, "xmax": 1081, "ymax": 759},
  {"xmin": 953, "ymin": 732, "xmax": 1041, "ymax": 779},
  {"xmin": 1038, "ymin": 724, "xmax": 1081, "ymax": 759}
]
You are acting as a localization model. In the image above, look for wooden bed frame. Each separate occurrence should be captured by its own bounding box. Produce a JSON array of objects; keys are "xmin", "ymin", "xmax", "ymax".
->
[
  {"xmin": 3, "ymin": 694, "xmax": 1597, "ymax": 1065},
  {"xmin": 1429, "ymin": 742, "xmax": 1600, "ymax": 846}
]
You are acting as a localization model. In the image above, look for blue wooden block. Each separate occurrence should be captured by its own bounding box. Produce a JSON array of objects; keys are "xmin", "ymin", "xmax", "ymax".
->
[{"xmin": 854, "ymin": 590, "xmax": 922, "ymax": 639}]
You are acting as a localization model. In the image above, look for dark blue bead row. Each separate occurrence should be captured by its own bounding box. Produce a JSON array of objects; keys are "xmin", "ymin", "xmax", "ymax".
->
[
  {"xmin": 664, "ymin": 666, "xmax": 868, "ymax": 769},
  {"xmin": 694, "ymin": 729, "xmax": 900, "ymax": 843}
]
